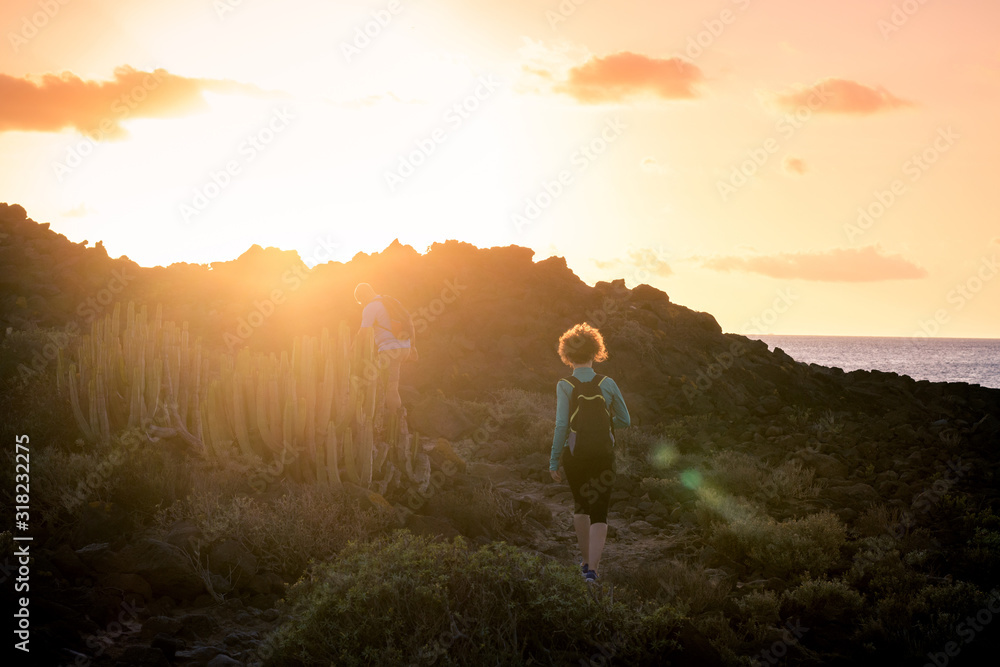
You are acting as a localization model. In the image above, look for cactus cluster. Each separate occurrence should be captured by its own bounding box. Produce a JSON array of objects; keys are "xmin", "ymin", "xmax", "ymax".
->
[
  {"xmin": 60, "ymin": 301, "xmax": 429, "ymax": 494},
  {"xmin": 203, "ymin": 323, "xmax": 371, "ymax": 489},
  {"xmin": 59, "ymin": 302, "xmax": 207, "ymax": 444}
]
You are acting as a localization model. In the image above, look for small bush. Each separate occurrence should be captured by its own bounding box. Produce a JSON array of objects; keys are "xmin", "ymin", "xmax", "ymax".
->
[
  {"xmin": 18, "ymin": 429, "xmax": 187, "ymax": 531},
  {"xmin": 781, "ymin": 577, "xmax": 865, "ymax": 625},
  {"xmin": 712, "ymin": 511, "xmax": 846, "ymax": 580},
  {"xmin": 869, "ymin": 580, "xmax": 987, "ymax": 656},
  {"xmin": 155, "ymin": 486, "xmax": 392, "ymax": 580},
  {"xmin": 855, "ymin": 504, "xmax": 903, "ymax": 539},
  {"xmin": 708, "ymin": 450, "xmax": 818, "ymax": 505},
  {"xmin": 465, "ymin": 388, "xmax": 553, "ymax": 459},
  {"xmin": 427, "ymin": 482, "xmax": 529, "ymax": 540},
  {"xmin": 613, "ymin": 558, "xmax": 732, "ymax": 615},
  {"xmin": 639, "ymin": 476, "xmax": 695, "ymax": 506},
  {"xmin": 847, "ymin": 535, "xmax": 914, "ymax": 598},
  {"xmin": 620, "ymin": 428, "xmax": 675, "ymax": 475},
  {"xmin": 733, "ymin": 590, "xmax": 781, "ymax": 644},
  {"xmin": 263, "ymin": 532, "xmax": 684, "ymax": 666},
  {"xmin": 0, "ymin": 326, "xmax": 80, "ymax": 447}
]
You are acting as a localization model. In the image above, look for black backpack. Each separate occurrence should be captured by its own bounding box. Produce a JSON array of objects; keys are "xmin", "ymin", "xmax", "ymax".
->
[
  {"xmin": 374, "ymin": 295, "xmax": 415, "ymax": 344},
  {"xmin": 565, "ymin": 375, "xmax": 615, "ymax": 459}
]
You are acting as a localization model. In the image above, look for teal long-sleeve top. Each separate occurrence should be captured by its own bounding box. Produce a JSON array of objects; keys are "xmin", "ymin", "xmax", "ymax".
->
[{"xmin": 549, "ymin": 367, "xmax": 631, "ymax": 471}]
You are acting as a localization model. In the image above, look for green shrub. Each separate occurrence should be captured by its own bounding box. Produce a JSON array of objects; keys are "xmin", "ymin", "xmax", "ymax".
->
[
  {"xmin": 612, "ymin": 557, "xmax": 731, "ymax": 615},
  {"xmin": 155, "ymin": 485, "xmax": 392, "ymax": 580},
  {"xmin": 639, "ymin": 476, "xmax": 695, "ymax": 505},
  {"xmin": 426, "ymin": 482, "xmax": 529, "ymax": 540},
  {"xmin": 711, "ymin": 510, "xmax": 846, "ymax": 579},
  {"xmin": 614, "ymin": 427, "xmax": 667, "ymax": 477},
  {"xmin": 708, "ymin": 450, "xmax": 818, "ymax": 505},
  {"xmin": 0, "ymin": 327, "xmax": 80, "ymax": 447},
  {"xmin": 692, "ymin": 487, "xmax": 763, "ymax": 530},
  {"xmin": 847, "ymin": 535, "xmax": 914, "ymax": 598},
  {"xmin": 781, "ymin": 577, "xmax": 865, "ymax": 625},
  {"xmin": 733, "ymin": 590, "xmax": 781, "ymax": 644},
  {"xmin": 854, "ymin": 504, "xmax": 902, "ymax": 539},
  {"xmin": 262, "ymin": 532, "xmax": 684, "ymax": 666},
  {"xmin": 869, "ymin": 580, "xmax": 987, "ymax": 656},
  {"xmin": 16, "ymin": 428, "xmax": 186, "ymax": 531}
]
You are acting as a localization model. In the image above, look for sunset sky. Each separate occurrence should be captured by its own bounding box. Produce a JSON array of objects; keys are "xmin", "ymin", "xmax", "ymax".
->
[{"xmin": 1, "ymin": 0, "xmax": 998, "ymax": 337}]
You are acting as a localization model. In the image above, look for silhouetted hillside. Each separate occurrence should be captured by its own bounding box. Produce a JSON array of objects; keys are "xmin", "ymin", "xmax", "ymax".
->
[{"xmin": 3, "ymin": 201, "xmax": 997, "ymax": 433}]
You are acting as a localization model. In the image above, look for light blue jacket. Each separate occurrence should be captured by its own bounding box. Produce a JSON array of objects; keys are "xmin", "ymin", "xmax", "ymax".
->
[
  {"xmin": 360, "ymin": 297, "xmax": 411, "ymax": 352},
  {"xmin": 550, "ymin": 367, "xmax": 630, "ymax": 470}
]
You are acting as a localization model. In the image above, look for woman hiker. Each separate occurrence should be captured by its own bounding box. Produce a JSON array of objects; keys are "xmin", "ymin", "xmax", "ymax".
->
[{"xmin": 549, "ymin": 323, "xmax": 630, "ymax": 582}]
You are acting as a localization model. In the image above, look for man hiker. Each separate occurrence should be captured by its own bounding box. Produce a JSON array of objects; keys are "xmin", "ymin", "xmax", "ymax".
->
[
  {"xmin": 354, "ymin": 282, "xmax": 414, "ymax": 415},
  {"xmin": 549, "ymin": 323, "xmax": 630, "ymax": 582}
]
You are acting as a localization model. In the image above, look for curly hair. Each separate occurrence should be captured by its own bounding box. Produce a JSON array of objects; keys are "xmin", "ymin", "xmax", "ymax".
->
[{"xmin": 557, "ymin": 323, "xmax": 609, "ymax": 366}]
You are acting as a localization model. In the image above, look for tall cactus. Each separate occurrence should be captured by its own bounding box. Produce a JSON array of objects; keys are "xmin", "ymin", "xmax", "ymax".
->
[
  {"xmin": 62, "ymin": 299, "xmax": 421, "ymax": 495},
  {"xmin": 62, "ymin": 301, "xmax": 207, "ymax": 445}
]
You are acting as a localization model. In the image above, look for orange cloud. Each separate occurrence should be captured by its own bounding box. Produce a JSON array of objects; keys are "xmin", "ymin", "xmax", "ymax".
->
[
  {"xmin": 640, "ymin": 156, "xmax": 670, "ymax": 174},
  {"xmin": 783, "ymin": 156, "xmax": 807, "ymax": 175},
  {"xmin": 769, "ymin": 77, "xmax": 913, "ymax": 114},
  {"xmin": 594, "ymin": 247, "xmax": 673, "ymax": 277},
  {"xmin": 702, "ymin": 246, "xmax": 926, "ymax": 282},
  {"xmin": 555, "ymin": 51, "xmax": 702, "ymax": 103},
  {"xmin": 0, "ymin": 66, "xmax": 270, "ymax": 139}
]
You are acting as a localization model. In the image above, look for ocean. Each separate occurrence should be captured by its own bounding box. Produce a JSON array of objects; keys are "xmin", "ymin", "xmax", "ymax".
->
[{"xmin": 747, "ymin": 335, "xmax": 1000, "ymax": 390}]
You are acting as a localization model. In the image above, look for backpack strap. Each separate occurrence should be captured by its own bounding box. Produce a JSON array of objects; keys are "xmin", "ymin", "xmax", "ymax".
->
[{"xmin": 563, "ymin": 376, "xmax": 581, "ymax": 390}]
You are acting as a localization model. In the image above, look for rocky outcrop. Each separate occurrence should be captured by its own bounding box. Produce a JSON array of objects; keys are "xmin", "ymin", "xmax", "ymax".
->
[{"xmin": 7, "ymin": 202, "xmax": 997, "ymax": 432}]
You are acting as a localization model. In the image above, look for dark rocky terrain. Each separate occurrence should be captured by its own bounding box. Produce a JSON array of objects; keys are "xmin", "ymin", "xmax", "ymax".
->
[{"xmin": 3, "ymin": 201, "xmax": 999, "ymax": 666}]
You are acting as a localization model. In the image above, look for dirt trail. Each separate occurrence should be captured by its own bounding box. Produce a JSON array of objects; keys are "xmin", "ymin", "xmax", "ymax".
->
[{"xmin": 466, "ymin": 459, "xmax": 692, "ymax": 580}]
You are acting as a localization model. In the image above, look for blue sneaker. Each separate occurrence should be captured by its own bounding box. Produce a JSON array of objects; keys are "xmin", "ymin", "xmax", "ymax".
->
[
  {"xmin": 584, "ymin": 569, "xmax": 598, "ymax": 583},
  {"xmin": 580, "ymin": 561, "xmax": 589, "ymax": 575}
]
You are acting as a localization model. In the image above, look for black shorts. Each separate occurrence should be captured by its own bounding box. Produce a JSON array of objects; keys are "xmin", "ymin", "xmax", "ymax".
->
[{"xmin": 563, "ymin": 451, "xmax": 615, "ymax": 524}]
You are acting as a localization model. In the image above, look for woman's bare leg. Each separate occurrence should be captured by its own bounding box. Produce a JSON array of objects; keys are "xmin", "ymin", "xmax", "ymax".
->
[{"xmin": 589, "ymin": 522, "xmax": 608, "ymax": 573}]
